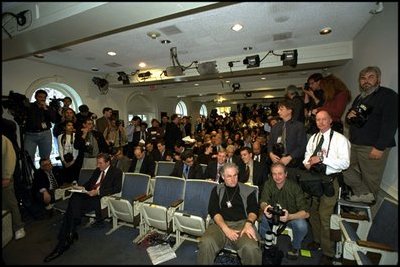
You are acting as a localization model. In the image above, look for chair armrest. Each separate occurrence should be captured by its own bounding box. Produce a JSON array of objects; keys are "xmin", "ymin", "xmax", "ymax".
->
[
  {"xmin": 136, "ymin": 194, "xmax": 152, "ymax": 202},
  {"xmin": 357, "ymin": 240, "xmax": 396, "ymax": 252},
  {"xmin": 170, "ymin": 199, "xmax": 183, "ymax": 208},
  {"xmin": 59, "ymin": 183, "xmax": 73, "ymax": 189},
  {"xmin": 109, "ymin": 195, "xmax": 121, "ymax": 200},
  {"xmin": 341, "ymin": 212, "xmax": 369, "ymax": 221}
]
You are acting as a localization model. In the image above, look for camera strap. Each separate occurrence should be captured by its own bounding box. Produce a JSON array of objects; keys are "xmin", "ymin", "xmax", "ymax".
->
[{"xmin": 312, "ymin": 129, "xmax": 334, "ymax": 158}]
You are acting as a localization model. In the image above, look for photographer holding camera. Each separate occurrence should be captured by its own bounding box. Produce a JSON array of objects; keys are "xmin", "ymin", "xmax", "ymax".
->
[
  {"xmin": 344, "ymin": 66, "xmax": 398, "ymax": 204},
  {"xmin": 303, "ymin": 73, "xmax": 325, "ymax": 135},
  {"xmin": 24, "ymin": 89, "xmax": 58, "ymax": 161},
  {"xmin": 302, "ymin": 109, "xmax": 350, "ymax": 264},
  {"xmin": 259, "ymin": 162, "xmax": 310, "ymax": 260}
]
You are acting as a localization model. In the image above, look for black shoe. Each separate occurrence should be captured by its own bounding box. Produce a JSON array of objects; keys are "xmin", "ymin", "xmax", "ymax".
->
[{"xmin": 43, "ymin": 243, "xmax": 69, "ymax": 263}]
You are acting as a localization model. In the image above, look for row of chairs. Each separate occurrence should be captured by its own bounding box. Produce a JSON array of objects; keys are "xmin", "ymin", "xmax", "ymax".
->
[{"xmin": 330, "ymin": 188, "xmax": 398, "ymax": 265}]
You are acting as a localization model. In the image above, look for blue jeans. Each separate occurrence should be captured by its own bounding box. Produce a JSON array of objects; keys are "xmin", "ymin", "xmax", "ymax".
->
[
  {"xmin": 24, "ymin": 130, "xmax": 53, "ymax": 161},
  {"xmin": 259, "ymin": 215, "xmax": 308, "ymax": 250}
]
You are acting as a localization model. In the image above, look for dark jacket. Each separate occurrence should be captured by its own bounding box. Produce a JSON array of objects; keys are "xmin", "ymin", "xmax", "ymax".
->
[
  {"xmin": 128, "ymin": 155, "xmax": 155, "ymax": 177},
  {"xmin": 170, "ymin": 160, "xmax": 204, "ymax": 179},
  {"xmin": 83, "ymin": 166, "xmax": 123, "ymax": 197}
]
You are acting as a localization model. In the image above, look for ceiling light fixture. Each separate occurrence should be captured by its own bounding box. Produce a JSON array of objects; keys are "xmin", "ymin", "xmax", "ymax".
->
[
  {"xmin": 138, "ymin": 62, "xmax": 147, "ymax": 68},
  {"xmin": 107, "ymin": 51, "xmax": 117, "ymax": 56},
  {"xmin": 320, "ymin": 27, "xmax": 332, "ymax": 35},
  {"xmin": 147, "ymin": 31, "xmax": 161, "ymax": 39},
  {"xmin": 280, "ymin": 50, "xmax": 298, "ymax": 67},
  {"xmin": 243, "ymin": 46, "xmax": 253, "ymax": 51},
  {"xmin": 243, "ymin": 55, "xmax": 260, "ymax": 68},
  {"xmin": 231, "ymin": 24, "xmax": 243, "ymax": 32},
  {"xmin": 160, "ymin": 39, "xmax": 171, "ymax": 44}
]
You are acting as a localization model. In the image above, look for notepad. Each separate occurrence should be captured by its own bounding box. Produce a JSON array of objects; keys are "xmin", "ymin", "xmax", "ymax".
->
[
  {"xmin": 300, "ymin": 249, "xmax": 312, "ymax": 257},
  {"xmin": 147, "ymin": 244, "xmax": 176, "ymax": 265}
]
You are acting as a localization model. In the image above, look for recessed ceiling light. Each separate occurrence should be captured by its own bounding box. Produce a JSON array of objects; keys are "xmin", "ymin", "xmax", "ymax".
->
[
  {"xmin": 243, "ymin": 46, "xmax": 253, "ymax": 51},
  {"xmin": 231, "ymin": 24, "xmax": 243, "ymax": 32},
  {"xmin": 194, "ymin": 83, "xmax": 199, "ymax": 86},
  {"xmin": 91, "ymin": 67, "xmax": 99, "ymax": 71},
  {"xmin": 161, "ymin": 39, "xmax": 171, "ymax": 44},
  {"xmin": 107, "ymin": 51, "xmax": 117, "ymax": 56},
  {"xmin": 33, "ymin": 54, "xmax": 44, "ymax": 58},
  {"xmin": 320, "ymin": 27, "xmax": 332, "ymax": 35},
  {"xmin": 138, "ymin": 62, "xmax": 147, "ymax": 68},
  {"xmin": 261, "ymin": 77, "xmax": 266, "ymax": 80},
  {"xmin": 147, "ymin": 31, "xmax": 161, "ymax": 39},
  {"xmin": 225, "ymin": 80, "xmax": 231, "ymax": 83}
]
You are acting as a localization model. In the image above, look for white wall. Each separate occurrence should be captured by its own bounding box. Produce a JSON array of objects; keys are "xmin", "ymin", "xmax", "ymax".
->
[{"xmin": 336, "ymin": 2, "xmax": 398, "ymax": 199}]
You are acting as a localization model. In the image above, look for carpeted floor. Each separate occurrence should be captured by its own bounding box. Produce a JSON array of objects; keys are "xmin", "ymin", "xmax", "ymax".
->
[{"xmin": 3, "ymin": 209, "xmax": 324, "ymax": 265}]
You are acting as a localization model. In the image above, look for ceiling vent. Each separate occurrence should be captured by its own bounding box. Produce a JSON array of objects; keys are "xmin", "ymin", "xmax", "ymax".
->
[
  {"xmin": 273, "ymin": 32, "xmax": 292, "ymax": 41},
  {"xmin": 104, "ymin": 62, "xmax": 122, "ymax": 67},
  {"xmin": 158, "ymin": 25, "xmax": 182, "ymax": 36}
]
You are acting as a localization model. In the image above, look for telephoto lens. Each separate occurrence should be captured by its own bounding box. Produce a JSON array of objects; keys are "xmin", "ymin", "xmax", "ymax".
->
[{"xmin": 264, "ymin": 231, "xmax": 274, "ymax": 249}]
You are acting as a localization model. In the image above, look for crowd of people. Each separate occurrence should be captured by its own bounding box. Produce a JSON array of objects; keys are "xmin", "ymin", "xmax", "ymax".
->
[{"xmin": 2, "ymin": 66, "xmax": 397, "ymax": 264}]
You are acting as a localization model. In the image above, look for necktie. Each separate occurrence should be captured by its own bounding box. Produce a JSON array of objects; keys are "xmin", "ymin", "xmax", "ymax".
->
[
  {"xmin": 282, "ymin": 122, "xmax": 287, "ymax": 154},
  {"xmin": 48, "ymin": 172, "xmax": 58, "ymax": 190},
  {"xmin": 216, "ymin": 165, "xmax": 222, "ymax": 182},
  {"xmin": 93, "ymin": 171, "xmax": 105, "ymax": 190},
  {"xmin": 183, "ymin": 165, "xmax": 189, "ymax": 178},
  {"xmin": 244, "ymin": 165, "xmax": 250, "ymax": 182},
  {"xmin": 312, "ymin": 133, "xmax": 324, "ymax": 157}
]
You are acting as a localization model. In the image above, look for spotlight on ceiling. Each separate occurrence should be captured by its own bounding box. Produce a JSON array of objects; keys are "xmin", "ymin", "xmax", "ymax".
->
[
  {"xmin": 197, "ymin": 61, "xmax": 218, "ymax": 75},
  {"xmin": 117, "ymin": 71, "xmax": 130, "ymax": 84},
  {"xmin": 138, "ymin": 71, "xmax": 152, "ymax": 80},
  {"xmin": 243, "ymin": 55, "xmax": 260, "ymax": 68},
  {"xmin": 232, "ymin": 82, "xmax": 241, "ymax": 92},
  {"xmin": 92, "ymin": 77, "xmax": 109, "ymax": 94},
  {"xmin": 281, "ymin": 50, "xmax": 298, "ymax": 67}
]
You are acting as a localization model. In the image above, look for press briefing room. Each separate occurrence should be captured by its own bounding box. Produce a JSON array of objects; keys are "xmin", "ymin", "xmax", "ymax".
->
[{"xmin": 2, "ymin": 2, "xmax": 398, "ymax": 265}]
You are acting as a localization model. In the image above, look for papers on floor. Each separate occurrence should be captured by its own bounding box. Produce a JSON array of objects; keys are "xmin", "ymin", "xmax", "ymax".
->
[{"xmin": 146, "ymin": 244, "xmax": 177, "ymax": 265}]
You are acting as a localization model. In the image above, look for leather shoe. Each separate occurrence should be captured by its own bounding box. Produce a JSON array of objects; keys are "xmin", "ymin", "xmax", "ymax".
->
[{"xmin": 43, "ymin": 243, "xmax": 69, "ymax": 262}]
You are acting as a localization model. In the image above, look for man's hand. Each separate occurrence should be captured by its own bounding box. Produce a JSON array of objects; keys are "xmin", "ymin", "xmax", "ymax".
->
[
  {"xmin": 263, "ymin": 204, "xmax": 273, "ymax": 219},
  {"xmin": 43, "ymin": 190, "xmax": 51, "ymax": 204},
  {"xmin": 279, "ymin": 155, "xmax": 292, "ymax": 166},
  {"xmin": 369, "ymin": 147, "xmax": 384, "ymax": 160},
  {"xmin": 280, "ymin": 209, "xmax": 289, "ymax": 223},
  {"xmin": 269, "ymin": 153, "xmax": 280, "ymax": 163},
  {"xmin": 240, "ymin": 222, "xmax": 258, "ymax": 241},
  {"xmin": 86, "ymin": 189, "xmax": 99, "ymax": 197},
  {"xmin": 222, "ymin": 226, "xmax": 241, "ymax": 242}
]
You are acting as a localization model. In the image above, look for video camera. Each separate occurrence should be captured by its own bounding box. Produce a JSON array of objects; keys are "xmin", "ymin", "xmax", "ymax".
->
[
  {"xmin": 347, "ymin": 103, "xmax": 373, "ymax": 128},
  {"xmin": 1, "ymin": 91, "xmax": 31, "ymax": 125},
  {"xmin": 48, "ymin": 96, "xmax": 64, "ymax": 111},
  {"xmin": 267, "ymin": 204, "xmax": 285, "ymax": 225},
  {"xmin": 272, "ymin": 143, "xmax": 285, "ymax": 158}
]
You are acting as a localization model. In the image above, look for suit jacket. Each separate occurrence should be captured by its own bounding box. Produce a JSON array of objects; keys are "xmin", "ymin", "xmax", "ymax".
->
[
  {"xmin": 111, "ymin": 156, "xmax": 132, "ymax": 173},
  {"xmin": 204, "ymin": 160, "xmax": 224, "ymax": 183},
  {"xmin": 253, "ymin": 153, "xmax": 268, "ymax": 166},
  {"xmin": 226, "ymin": 154, "xmax": 241, "ymax": 166},
  {"xmin": 170, "ymin": 160, "xmax": 204, "ymax": 179},
  {"xmin": 132, "ymin": 131, "xmax": 148, "ymax": 147},
  {"xmin": 128, "ymin": 155, "xmax": 155, "ymax": 177},
  {"xmin": 32, "ymin": 168, "xmax": 63, "ymax": 194},
  {"xmin": 238, "ymin": 160, "xmax": 268, "ymax": 192},
  {"xmin": 83, "ymin": 166, "xmax": 123, "ymax": 197},
  {"xmin": 96, "ymin": 116, "xmax": 110, "ymax": 136}
]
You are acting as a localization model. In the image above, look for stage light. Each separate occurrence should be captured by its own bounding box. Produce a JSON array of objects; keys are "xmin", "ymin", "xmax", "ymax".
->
[
  {"xmin": 138, "ymin": 71, "xmax": 152, "ymax": 79},
  {"xmin": 243, "ymin": 55, "xmax": 260, "ymax": 68},
  {"xmin": 281, "ymin": 50, "xmax": 298, "ymax": 67},
  {"xmin": 117, "ymin": 71, "xmax": 130, "ymax": 84}
]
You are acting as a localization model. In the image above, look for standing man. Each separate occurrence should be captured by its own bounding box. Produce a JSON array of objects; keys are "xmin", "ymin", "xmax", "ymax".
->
[
  {"xmin": 24, "ymin": 89, "xmax": 58, "ymax": 161},
  {"xmin": 44, "ymin": 153, "xmax": 122, "ymax": 262},
  {"xmin": 95, "ymin": 107, "xmax": 113, "ymax": 135},
  {"xmin": 164, "ymin": 114, "xmax": 182, "ymax": 152},
  {"xmin": 302, "ymin": 110, "xmax": 350, "ymax": 264},
  {"xmin": 259, "ymin": 162, "xmax": 309, "ymax": 260},
  {"xmin": 344, "ymin": 66, "xmax": 398, "ymax": 204},
  {"xmin": 197, "ymin": 162, "xmax": 261, "ymax": 265},
  {"xmin": 303, "ymin": 73, "xmax": 325, "ymax": 135},
  {"xmin": 268, "ymin": 100, "xmax": 307, "ymax": 174}
]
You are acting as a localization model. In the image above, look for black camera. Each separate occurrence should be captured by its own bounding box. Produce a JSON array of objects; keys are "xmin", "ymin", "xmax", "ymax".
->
[
  {"xmin": 49, "ymin": 96, "xmax": 63, "ymax": 111},
  {"xmin": 63, "ymin": 153, "xmax": 74, "ymax": 163},
  {"xmin": 347, "ymin": 103, "xmax": 372, "ymax": 128},
  {"xmin": 304, "ymin": 82, "xmax": 310, "ymax": 90},
  {"xmin": 1, "ymin": 91, "xmax": 31, "ymax": 125},
  {"xmin": 272, "ymin": 143, "xmax": 285, "ymax": 158},
  {"xmin": 310, "ymin": 162, "xmax": 327, "ymax": 174},
  {"xmin": 267, "ymin": 204, "xmax": 285, "ymax": 225}
]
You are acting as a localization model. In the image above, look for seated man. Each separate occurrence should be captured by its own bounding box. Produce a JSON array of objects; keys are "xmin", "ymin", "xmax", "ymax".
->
[
  {"xmin": 44, "ymin": 153, "xmax": 122, "ymax": 262},
  {"xmin": 128, "ymin": 146, "xmax": 154, "ymax": 176},
  {"xmin": 259, "ymin": 162, "xmax": 310, "ymax": 260},
  {"xmin": 32, "ymin": 158, "xmax": 63, "ymax": 212},
  {"xmin": 197, "ymin": 162, "xmax": 262, "ymax": 265},
  {"xmin": 170, "ymin": 150, "xmax": 204, "ymax": 179}
]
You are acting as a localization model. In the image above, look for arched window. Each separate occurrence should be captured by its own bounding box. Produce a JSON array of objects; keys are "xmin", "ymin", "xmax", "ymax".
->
[
  {"xmin": 199, "ymin": 104, "xmax": 208, "ymax": 117},
  {"xmin": 175, "ymin": 100, "xmax": 187, "ymax": 116},
  {"xmin": 29, "ymin": 84, "xmax": 82, "ymax": 167}
]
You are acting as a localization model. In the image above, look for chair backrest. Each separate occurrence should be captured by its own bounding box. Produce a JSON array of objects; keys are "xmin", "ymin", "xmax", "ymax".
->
[
  {"xmin": 153, "ymin": 176, "xmax": 185, "ymax": 206},
  {"xmin": 243, "ymin": 183, "xmax": 259, "ymax": 202},
  {"xmin": 183, "ymin": 180, "xmax": 217, "ymax": 218},
  {"xmin": 367, "ymin": 198, "xmax": 398, "ymax": 250},
  {"xmin": 78, "ymin": 168, "xmax": 95, "ymax": 184},
  {"xmin": 121, "ymin": 173, "xmax": 151, "ymax": 200},
  {"xmin": 155, "ymin": 161, "xmax": 175, "ymax": 176}
]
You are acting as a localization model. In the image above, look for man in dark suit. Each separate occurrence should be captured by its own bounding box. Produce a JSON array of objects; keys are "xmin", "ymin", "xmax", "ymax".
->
[
  {"xmin": 204, "ymin": 149, "xmax": 227, "ymax": 183},
  {"xmin": 225, "ymin": 144, "xmax": 241, "ymax": 165},
  {"xmin": 170, "ymin": 150, "xmax": 204, "ymax": 179},
  {"xmin": 154, "ymin": 140, "xmax": 168, "ymax": 161},
  {"xmin": 44, "ymin": 153, "xmax": 122, "ymax": 262},
  {"xmin": 131, "ymin": 122, "xmax": 148, "ymax": 147},
  {"xmin": 128, "ymin": 146, "xmax": 155, "ymax": 177},
  {"xmin": 238, "ymin": 147, "xmax": 268, "ymax": 195},
  {"xmin": 32, "ymin": 158, "xmax": 63, "ymax": 211},
  {"xmin": 252, "ymin": 140, "xmax": 269, "ymax": 168},
  {"xmin": 164, "ymin": 114, "xmax": 182, "ymax": 152}
]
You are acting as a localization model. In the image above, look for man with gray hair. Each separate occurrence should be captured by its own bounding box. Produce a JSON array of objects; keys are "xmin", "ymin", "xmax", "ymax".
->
[{"xmin": 344, "ymin": 66, "xmax": 398, "ymax": 204}]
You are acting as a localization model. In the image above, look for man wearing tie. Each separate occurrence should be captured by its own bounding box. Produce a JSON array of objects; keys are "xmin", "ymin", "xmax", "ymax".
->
[
  {"xmin": 238, "ymin": 147, "xmax": 268, "ymax": 196},
  {"xmin": 170, "ymin": 150, "xmax": 204, "ymax": 179},
  {"xmin": 44, "ymin": 153, "xmax": 122, "ymax": 262},
  {"xmin": 204, "ymin": 149, "xmax": 227, "ymax": 183}
]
